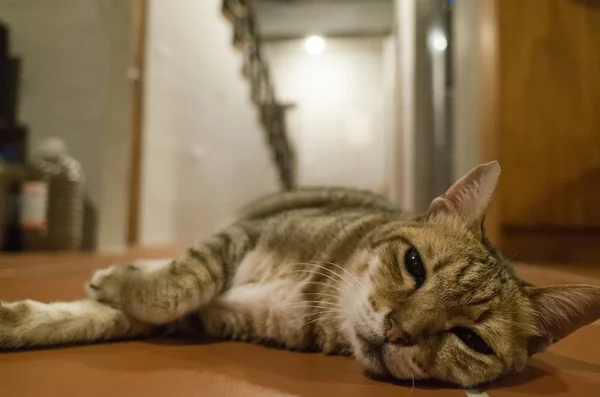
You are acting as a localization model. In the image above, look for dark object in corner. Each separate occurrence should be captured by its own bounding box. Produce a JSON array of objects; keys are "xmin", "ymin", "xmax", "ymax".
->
[
  {"xmin": 0, "ymin": 22, "xmax": 27, "ymax": 162},
  {"xmin": 0, "ymin": 22, "xmax": 28, "ymax": 251}
]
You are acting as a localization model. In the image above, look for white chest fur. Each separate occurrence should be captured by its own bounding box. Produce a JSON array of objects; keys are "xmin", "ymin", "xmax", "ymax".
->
[{"xmin": 203, "ymin": 249, "xmax": 322, "ymax": 346}]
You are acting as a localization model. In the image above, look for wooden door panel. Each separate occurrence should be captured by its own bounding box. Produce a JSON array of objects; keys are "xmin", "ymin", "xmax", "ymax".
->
[{"xmin": 498, "ymin": 0, "xmax": 600, "ymax": 229}]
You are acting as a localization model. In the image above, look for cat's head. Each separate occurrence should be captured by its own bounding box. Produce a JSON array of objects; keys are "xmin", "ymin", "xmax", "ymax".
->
[{"xmin": 341, "ymin": 161, "xmax": 600, "ymax": 387}]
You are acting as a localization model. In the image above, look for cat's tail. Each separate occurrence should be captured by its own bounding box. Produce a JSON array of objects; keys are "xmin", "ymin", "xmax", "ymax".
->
[{"xmin": 0, "ymin": 299, "xmax": 155, "ymax": 349}]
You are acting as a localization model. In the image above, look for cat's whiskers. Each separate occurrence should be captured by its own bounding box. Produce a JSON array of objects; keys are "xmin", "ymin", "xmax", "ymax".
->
[
  {"xmin": 273, "ymin": 301, "xmax": 342, "ymax": 311},
  {"xmin": 286, "ymin": 268, "xmax": 345, "ymax": 288},
  {"xmin": 278, "ymin": 263, "xmax": 360, "ymax": 333},
  {"xmin": 290, "ymin": 310, "xmax": 347, "ymax": 327},
  {"xmin": 505, "ymin": 252, "xmax": 520, "ymax": 262},
  {"xmin": 298, "ymin": 280, "xmax": 349, "ymax": 296},
  {"xmin": 316, "ymin": 260, "xmax": 368, "ymax": 295},
  {"xmin": 287, "ymin": 263, "xmax": 353, "ymax": 291},
  {"xmin": 321, "ymin": 319, "xmax": 345, "ymax": 337},
  {"xmin": 285, "ymin": 263, "xmax": 363, "ymax": 300},
  {"xmin": 302, "ymin": 315, "xmax": 347, "ymax": 329},
  {"xmin": 288, "ymin": 262, "xmax": 365, "ymax": 296},
  {"xmin": 320, "ymin": 324, "xmax": 342, "ymax": 339},
  {"xmin": 302, "ymin": 291, "xmax": 341, "ymax": 301}
]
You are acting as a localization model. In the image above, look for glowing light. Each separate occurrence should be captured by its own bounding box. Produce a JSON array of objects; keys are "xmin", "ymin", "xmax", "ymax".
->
[
  {"xmin": 430, "ymin": 31, "xmax": 448, "ymax": 52},
  {"xmin": 305, "ymin": 36, "xmax": 325, "ymax": 55}
]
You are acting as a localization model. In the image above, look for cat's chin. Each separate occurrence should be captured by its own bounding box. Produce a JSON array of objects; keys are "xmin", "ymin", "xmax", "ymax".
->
[
  {"xmin": 355, "ymin": 334, "xmax": 429, "ymax": 382},
  {"xmin": 380, "ymin": 344, "xmax": 429, "ymax": 381},
  {"xmin": 357, "ymin": 349, "xmax": 390, "ymax": 377},
  {"xmin": 354, "ymin": 333, "xmax": 390, "ymax": 376}
]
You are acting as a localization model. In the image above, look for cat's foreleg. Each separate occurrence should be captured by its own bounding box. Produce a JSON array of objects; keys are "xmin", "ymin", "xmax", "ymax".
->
[
  {"xmin": 87, "ymin": 224, "xmax": 258, "ymax": 324},
  {"xmin": 0, "ymin": 299, "xmax": 153, "ymax": 349}
]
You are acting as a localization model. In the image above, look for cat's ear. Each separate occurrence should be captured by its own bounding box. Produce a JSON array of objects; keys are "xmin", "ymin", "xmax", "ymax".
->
[
  {"xmin": 526, "ymin": 284, "xmax": 600, "ymax": 355},
  {"xmin": 427, "ymin": 161, "xmax": 501, "ymax": 230}
]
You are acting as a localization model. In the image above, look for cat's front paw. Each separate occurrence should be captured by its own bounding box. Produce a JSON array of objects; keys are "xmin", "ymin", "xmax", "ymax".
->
[
  {"xmin": 86, "ymin": 264, "xmax": 133, "ymax": 308},
  {"xmin": 86, "ymin": 259, "xmax": 188, "ymax": 324}
]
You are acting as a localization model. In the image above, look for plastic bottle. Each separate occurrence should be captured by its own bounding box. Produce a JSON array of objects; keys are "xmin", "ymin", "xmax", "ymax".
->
[
  {"xmin": 20, "ymin": 137, "xmax": 85, "ymax": 251},
  {"xmin": 20, "ymin": 158, "xmax": 47, "ymax": 250}
]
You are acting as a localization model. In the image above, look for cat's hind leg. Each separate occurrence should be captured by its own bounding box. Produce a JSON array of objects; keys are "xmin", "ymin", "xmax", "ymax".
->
[{"xmin": 87, "ymin": 224, "xmax": 258, "ymax": 325}]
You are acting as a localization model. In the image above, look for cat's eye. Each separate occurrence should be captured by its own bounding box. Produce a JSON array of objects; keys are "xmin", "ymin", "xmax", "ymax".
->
[
  {"xmin": 452, "ymin": 327, "xmax": 493, "ymax": 355},
  {"xmin": 404, "ymin": 246, "xmax": 425, "ymax": 288}
]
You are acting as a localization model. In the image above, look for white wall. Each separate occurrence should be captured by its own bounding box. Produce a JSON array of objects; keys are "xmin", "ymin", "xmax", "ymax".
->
[
  {"xmin": 453, "ymin": 0, "xmax": 498, "ymax": 179},
  {"xmin": 0, "ymin": 0, "xmax": 133, "ymax": 250},
  {"xmin": 381, "ymin": 34, "xmax": 397, "ymax": 200},
  {"xmin": 265, "ymin": 38, "xmax": 387, "ymax": 193},
  {"xmin": 140, "ymin": 0, "xmax": 279, "ymax": 245}
]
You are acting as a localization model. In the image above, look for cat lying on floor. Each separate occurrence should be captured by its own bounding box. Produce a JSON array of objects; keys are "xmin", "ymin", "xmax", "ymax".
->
[{"xmin": 1, "ymin": 161, "xmax": 599, "ymax": 387}]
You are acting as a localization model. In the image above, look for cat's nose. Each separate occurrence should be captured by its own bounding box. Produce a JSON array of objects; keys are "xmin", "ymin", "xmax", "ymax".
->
[{"xmin": 386, "ymin": 316, "xmax": 415, "ymax": 346}]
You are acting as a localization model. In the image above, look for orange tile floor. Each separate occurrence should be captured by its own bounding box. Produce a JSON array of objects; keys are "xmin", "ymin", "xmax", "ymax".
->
[{"xmin": 0, "ymin": 249, "xmax": 598, "ymax": 396}]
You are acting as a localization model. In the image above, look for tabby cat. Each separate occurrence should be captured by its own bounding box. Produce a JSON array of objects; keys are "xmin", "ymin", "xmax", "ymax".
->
[{"xmin": 1, "ymin": 161, "xmax": 599, "ymax": 387}]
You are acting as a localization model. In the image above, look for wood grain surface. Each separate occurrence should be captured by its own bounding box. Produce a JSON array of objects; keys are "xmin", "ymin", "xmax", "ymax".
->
[{"xmin": 498, "ymin": 0, "xmax": 600, "ymax": 229}]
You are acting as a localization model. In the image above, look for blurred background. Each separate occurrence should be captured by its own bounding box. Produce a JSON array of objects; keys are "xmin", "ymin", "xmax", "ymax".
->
[{"xmin": 0, "ymin": 0, "xmax": 599, "ymax": 264}]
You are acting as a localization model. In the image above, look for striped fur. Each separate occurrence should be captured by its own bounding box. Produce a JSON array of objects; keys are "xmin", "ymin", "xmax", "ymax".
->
[{"xmin": 2, "ymin": 162, "xmax": 600, "ymax": 388}]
